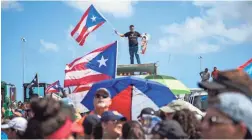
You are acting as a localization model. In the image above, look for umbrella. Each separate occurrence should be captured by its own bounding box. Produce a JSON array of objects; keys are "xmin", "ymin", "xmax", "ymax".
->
[
  {"xmin": 145, "ymin": 75, "xmax": 190, "ymax": 95},
  {"xmin": 81, "ymin": 76, "xmax": 176, "ymax": 120}
]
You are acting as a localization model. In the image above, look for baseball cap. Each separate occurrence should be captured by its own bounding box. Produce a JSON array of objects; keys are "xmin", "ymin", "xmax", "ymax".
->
[
  {"xmin": 152, "ymin": 120, "xmax": 187, "ymax": 139},
  {"xmin": 82, "ymin": 114, "xmax": 101, "ymax": 135},
  {"xmin": 213, "ymin": 92, "xmax": 252, "ymax": 134},
  {"xmin": 198, "ymin": 69, "xmax": 252, "ymax": 97},
  {"xmin": 95, "ymin": 88, "xmax": 111, "ymax": 97},
  {"xmin": 1, "ymin": 117, "xmax": 27, "ymax": 132},
  {"xmin": 101, "ymin": 111, "xmax": 127, "ymax": 122},
  {"xmin": 160, "ymin": 100, "xmax": 205, "ymax": 117},
  {"xmin": 137, "ymin": 107, "xmax": 155, "ymax": 119}
]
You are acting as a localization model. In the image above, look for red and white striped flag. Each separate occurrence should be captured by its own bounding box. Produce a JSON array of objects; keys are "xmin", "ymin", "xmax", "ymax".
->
[{"xmin": 71, "ymin": 4, "xmax": 106, "ymax": 46}]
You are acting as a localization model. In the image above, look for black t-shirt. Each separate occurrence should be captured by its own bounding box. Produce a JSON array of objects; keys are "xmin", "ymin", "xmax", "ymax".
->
[{"xmin": 124, "ymin": 31, "xmax": 141, "ymax": 46}]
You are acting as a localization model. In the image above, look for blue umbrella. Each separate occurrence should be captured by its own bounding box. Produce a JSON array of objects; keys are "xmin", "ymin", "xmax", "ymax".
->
[{"xmin": 81, "ymin": 76, "xmax": 176, "ymax": 120}]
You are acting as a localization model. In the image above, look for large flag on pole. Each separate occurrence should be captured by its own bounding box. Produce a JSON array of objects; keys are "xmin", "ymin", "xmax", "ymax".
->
[
  {"xmin": 64, "ymin": 41, "xmax": 118, "ymax": 87},
  {"xmin": 45, "ymin": 80, "xmax": 62, "ymax": 94},
  {"xmin": 238, "ymin": 58, "xmax": 252, "ymax": 78},
  {"xmin": 71, "ymin": 4, "xmax": 106, "ymax": 46}
]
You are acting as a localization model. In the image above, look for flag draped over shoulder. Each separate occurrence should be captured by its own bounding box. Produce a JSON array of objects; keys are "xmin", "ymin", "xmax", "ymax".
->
[
  {"xmin": 64, "ymin": 41, "xmax": 118, "ymax": 87},
  {"xmin": 45, "ymin": 80, "xmax": 62, "ymax": 94},
  {"xmin": 71, "ymin": 4, "xmax": 106, "ymax": 46}
]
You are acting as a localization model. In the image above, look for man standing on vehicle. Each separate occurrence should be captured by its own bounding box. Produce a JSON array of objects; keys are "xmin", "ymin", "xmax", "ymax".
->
[
  {"xmin": 200, "ymin": 68, "xmax": 210, "ymax": 82},
  {"xmin": 115, "ymin": 25, "xmax": 142, "ymax": 64}
]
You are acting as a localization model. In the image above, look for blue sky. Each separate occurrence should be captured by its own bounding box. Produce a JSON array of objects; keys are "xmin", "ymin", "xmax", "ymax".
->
[{"xmin": 2, "ymin": 1, "xmax": 252, "ymax": 101}]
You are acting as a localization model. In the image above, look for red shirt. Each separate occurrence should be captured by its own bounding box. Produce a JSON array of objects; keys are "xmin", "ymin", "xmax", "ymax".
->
[{"xmin": 211, "ymin": 70, "xmax": 219, "ymax": 79}]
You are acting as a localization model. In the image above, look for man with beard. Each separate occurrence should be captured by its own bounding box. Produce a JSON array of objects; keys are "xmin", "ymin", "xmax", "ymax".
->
[{"xmin": 76, "ymin": 88, "xmax": 112, "ymax": 136}]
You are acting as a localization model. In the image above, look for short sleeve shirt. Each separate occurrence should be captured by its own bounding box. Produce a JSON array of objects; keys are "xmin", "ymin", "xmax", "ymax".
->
[{"xmin": 124, "ymin": 31, "xmax": 141, "ymax": 46}]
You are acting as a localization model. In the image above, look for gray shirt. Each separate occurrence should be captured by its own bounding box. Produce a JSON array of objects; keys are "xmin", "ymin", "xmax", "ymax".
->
[{"xmin": 200, "ymin": 71, "xmax": 210, "ymax": 82}]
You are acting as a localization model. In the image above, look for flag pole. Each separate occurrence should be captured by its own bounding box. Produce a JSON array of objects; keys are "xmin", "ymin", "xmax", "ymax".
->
[
  {"xmin": 93, "ymin": 4, "xmax": 116, "ymax": 32},
  {"xmin": 37, "ymin": 73, "xmax": 39, "ymax": 96}
]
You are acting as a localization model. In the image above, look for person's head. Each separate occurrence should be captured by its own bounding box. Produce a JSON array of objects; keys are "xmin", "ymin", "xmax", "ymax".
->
[
  {"xmin": 205, "ymin": 68, "xmax": 208, "ymax": 72},
  {"xmin": 101, "ymin": 111, "xmax": 127, "ymax": 139},
  {"xmin": 201, "ymin": 93, "xmax": 252, "ymax": 139},
  {"xmin": 137, "ymin": 107, "xmax": 156, "ymax": 124},
  {"xmin": 122, "ymin": 121, "xmax": 145, "ymax": 139},
  {"xmin": 160, "ymin": 100, "xmax": 205, "ymax": 121},
  {"xmin": 198, "ymin": 69, "xmax": 252, "ymax": 101},
  {"xmin": 151, "ymin": 120, "xmax": 187, "ymax": 139},
  {"xmin": 1, "ymin": 117, "xmax": 27, "ymax": 139},
  {"xmin": 19, "ymin": 103, "xmax": 25, "ymax": 110},
  {"xmin": 82, "ymin": 114, "xmax": 101, "ymax": 139},
  {"xmin": 18, "ymin": 101, "xmax": 22, "ymax": 108},
  {"xmin": 172, "ymin": 109, "xmax": 201, "ymax": 139},
  {"xmin": 93, "ymin": 88, "xmax": 112, "ymax": 111},
  {"xmin": 214, "ymin": 67, "xmax": 217, "ymax": 71},
  {"xmin": 22, "ymin": 98, "xmax": 83, "ymax": 139},
  {"xmin": 129, "ymin": 25, "xmax": 134, "ymax": 32}
]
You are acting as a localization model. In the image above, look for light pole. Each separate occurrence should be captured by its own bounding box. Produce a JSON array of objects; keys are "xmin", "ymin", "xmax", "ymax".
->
[
  {"xmin": 21, "ymin": 37, "xmax": 26, "ymax": 90},
  {"xmin": 199, "ymin": 56, "xmax": 202, "ymax": 72}
]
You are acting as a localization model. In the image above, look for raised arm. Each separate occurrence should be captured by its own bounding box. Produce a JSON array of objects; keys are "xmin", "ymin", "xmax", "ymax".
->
[{"xmin": 115, "ymin": 30, "xmax": 125, "ymax": 37}]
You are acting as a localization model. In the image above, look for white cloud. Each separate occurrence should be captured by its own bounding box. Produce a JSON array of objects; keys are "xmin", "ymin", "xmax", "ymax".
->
[
  {"xmin": 158, "ymin": 1, "xmax": 252, "ymax": 54},
  {"xmin": 1, "ymin": 1, "xmax": 23, "ymax": 11},
  {"xmin": 65, "ymin": 0, "xmax": 137, "ymax": 18},
  {"xmin": 40, "ymin": 39, "xmax": 59, "ymax": 53}
]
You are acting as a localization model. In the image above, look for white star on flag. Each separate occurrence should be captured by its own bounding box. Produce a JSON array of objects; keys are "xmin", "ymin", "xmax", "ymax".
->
[
  {"xmin": 97, "ymin": 56, "xmax": 108, "ymax": 68},
  {"xmin": 91, "ymin": 15, "xmax": 97, "ymax": 22}
]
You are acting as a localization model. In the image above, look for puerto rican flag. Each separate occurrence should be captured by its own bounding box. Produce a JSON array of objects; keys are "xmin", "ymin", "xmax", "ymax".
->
[
  {"xmin": 71, "ymin": 4, "xmax": 106, "ymax": 46},
  {"xmin": 64, "ymin": 41, "xmax": 118, "ymax": 87},
  {"xmin": 45, "ymin": 80, "xmax": 62, "ymax": 94},
  {"xmin": 239, "ymin": 58, "xmax": 252, "ymax": 78},
  {"xmin": 67, "ymin": 85, "xmax": 91, "ymax": 113}
]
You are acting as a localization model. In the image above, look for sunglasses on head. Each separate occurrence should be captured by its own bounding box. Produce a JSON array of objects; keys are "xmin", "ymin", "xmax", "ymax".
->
[{"xmin": 95, "ymin": 93, "xmax": 109, "ymax": 99}]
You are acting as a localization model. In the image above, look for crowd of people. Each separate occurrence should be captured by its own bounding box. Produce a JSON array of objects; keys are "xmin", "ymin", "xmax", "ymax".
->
[{"xmin": 1, "ymin": 69, "xmax": 252, "ymax": 139}]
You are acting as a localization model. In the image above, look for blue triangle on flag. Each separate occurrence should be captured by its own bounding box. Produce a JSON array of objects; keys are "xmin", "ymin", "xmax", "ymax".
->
[
  {"xmin": 85, "ymin": 41, "xmax": 117, "ymax": 78},
  {"xmin": 85, "ymin": 5, "xmax": 106, "ymax": 28}
]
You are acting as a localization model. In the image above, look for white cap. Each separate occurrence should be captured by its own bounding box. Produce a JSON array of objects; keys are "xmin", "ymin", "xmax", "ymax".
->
[{"xmin": 1, "ymin": 117, "xmax": 28, "ymax": 132}]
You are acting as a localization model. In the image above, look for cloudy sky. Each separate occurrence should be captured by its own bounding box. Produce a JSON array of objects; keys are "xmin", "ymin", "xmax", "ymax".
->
[{"xmin": 2, "ymin": 1, "xmax": 252, "ymax": 101}]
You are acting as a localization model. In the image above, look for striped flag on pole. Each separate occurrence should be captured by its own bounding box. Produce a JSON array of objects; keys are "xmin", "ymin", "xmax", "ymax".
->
[{"xmin": 71, "ymin": 4, "xmax": 106, "ymax": 46}]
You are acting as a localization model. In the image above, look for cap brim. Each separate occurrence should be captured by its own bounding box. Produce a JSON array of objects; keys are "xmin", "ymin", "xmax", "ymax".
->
[
  {"xmin": 1, "ymin": 124, "xmax": 10, "ymax": 129},
  {"xmin": 160, "ymin": 106, "xmax": 175, "ymax": 113},
  {"xmin": 119, "ymin": 116, "xmax": 127, "ymax": 121},
  {"xmin": 198, "ymin": 81, "xmax": 226, "ymax": 90}
]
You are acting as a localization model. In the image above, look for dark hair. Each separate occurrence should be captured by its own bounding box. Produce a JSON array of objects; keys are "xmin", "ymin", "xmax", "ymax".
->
[
  {"xmin": 129, "ymin": 25, "xmax": 134, "ymax": 28},
  {"xmin": 172, "ymin": 109, "xmax": 201, "ymax": 139},
  {"xmin": 21, "ymin": 98, "xmax": 75, "ymax": 139},
  {"xmin": 156, "ymin": 110, "xmax": 166, "ymax": 120},
  {"xmin": 93, "ymin": 122, "xmax": 103, "ymax": 139},
  {"xmin": 122, "ymin": 121, "xmax": 145, "ymax": 139}
]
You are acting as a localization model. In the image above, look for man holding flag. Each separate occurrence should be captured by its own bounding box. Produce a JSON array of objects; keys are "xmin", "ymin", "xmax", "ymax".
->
[{"xmin": 115, "ymin": 25, "xmax": 142, "ymax": 64}]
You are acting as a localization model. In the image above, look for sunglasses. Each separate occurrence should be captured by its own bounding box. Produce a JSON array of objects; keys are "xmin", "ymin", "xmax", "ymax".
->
[
  {"xmin": 203, "ymin": 116, "xmax": 237, "ymax": 126},
  {"xmin": 95, "ymin": 93, "xmax": 109, "ymax": 99}
]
